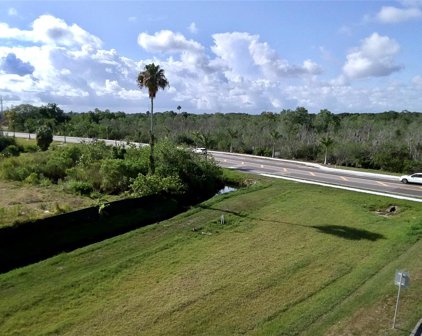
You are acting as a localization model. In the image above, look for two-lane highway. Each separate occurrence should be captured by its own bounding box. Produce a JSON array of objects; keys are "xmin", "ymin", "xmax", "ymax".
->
[{"xmin": 211, "ymin": 151, "xmax": 422, "ymax": 202}]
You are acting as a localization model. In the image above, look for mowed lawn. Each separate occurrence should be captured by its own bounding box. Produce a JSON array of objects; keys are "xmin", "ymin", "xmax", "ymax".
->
[{"xmin": 0, "ymin": 177, "xmax": 421, "ymax": 335}]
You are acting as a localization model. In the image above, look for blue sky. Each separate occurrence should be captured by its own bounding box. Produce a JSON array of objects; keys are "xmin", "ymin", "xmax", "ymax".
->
[{"xmin": 1, "ymin": 0, "xmax": 422, "ymax": 114}]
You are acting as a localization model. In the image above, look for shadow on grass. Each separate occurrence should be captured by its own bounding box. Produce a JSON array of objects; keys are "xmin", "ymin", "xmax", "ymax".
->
[
  {"xmin": 311, "ymin": 225, "xmax": 384, "ymax": 241},
  {"xmin": 197, "ymin": 205, "xmax": 384, "ymax": 241}
]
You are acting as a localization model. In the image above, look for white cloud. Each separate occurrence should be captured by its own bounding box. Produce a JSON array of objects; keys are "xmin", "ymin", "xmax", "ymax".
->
[
  {"xmin": 343, "ymin": 33, "xmax": 402, "ymax": 79},
  {"xmin": 0, "ymin": 15, "xmax": 420, "ymax": 113},
  {"xmin": 376, "ymin": 6, "xmax": 422, "ymax": 23},
  {"xmin": 188, "ymin": 22, "xmax": 198, "ymax": 34},
  {"xmin": 138, "ymin": 30, "xmax": 204, "ymax": 54},
  {"xmin": 8, "ymin": 8, "xmax": 18, "ymax": 16},
  {"xmin": 211, "ymin": 32, "xmax": 321, "ymax": 82},
  {"xmin": 0, "ymin": 15, "xmax": 140, "ymax": 111},
  {"xmin": 0, "ymin": 15, "xmax": 102, "ymax": 50}
]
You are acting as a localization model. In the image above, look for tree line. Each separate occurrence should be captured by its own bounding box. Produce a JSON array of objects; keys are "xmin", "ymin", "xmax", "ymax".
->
[{"xmin": 1, "ymin": 104, "xmax": 422, "ymax": 173}]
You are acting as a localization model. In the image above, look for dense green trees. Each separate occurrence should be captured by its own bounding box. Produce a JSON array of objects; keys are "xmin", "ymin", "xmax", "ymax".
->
[{"xmin": 3, "ymin": 104, "xmax": 422, "ymax": 173}]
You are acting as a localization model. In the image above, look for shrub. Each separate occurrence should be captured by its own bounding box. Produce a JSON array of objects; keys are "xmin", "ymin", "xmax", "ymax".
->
[
  {"xmin": 2, "ymin": 145, "xmax": 21, "ymax": 157},
  {"xmin": 66, "ymin": 162, "xmax": 103, "ymax": 191},
  {"xmin": 23, "ymin": 144, "xmax": 39, "ymax": 153},
  {"xmin": 64, "ymin": 180, "xmax": 94, "ymax": 195},
  {"xmin": 99, "ymin": 159, "xmax": 146, "ymax": 194},
  {"xmin": 0, "ymin": 135, "xmax": 17, "ymax": 152},
  {"xmin": 155, "ymin": 140, "xmax": 224, "ymax": 200},
  {"xmin": 40, "ymin": 155, "xmax": 73, "ymax": 182},
  {"xmin": 24, "ymin": 172, "xmax": 40, "ymax": 185},
  {"xmin": 0, "ymin": 156, "xmax": 38, "ymax": 181},
  {"xmin": 371, "ymin": 144, "xmax": 409, "ymax": 172},
  {"xmin": 36, "ymin": 126, "xmax": 53, "ymax": 151},
  {"xmin": 131, "ymin": 174, "xmax": 184, "ymax": 197}
]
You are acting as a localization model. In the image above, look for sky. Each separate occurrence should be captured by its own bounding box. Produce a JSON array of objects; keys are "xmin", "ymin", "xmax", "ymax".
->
[{"xmin": 0, "ymin": 0, "xmax": 422, "ymax": 114}]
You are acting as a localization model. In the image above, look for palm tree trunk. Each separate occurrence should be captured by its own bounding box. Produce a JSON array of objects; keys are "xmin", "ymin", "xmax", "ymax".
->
[
  {"xmin": 324, "ymin": 147, "xmax": 328, "ymax": 165},
  {"xmin": 149, "ymin": 96, "xmax": 155, "ymax": 175}
]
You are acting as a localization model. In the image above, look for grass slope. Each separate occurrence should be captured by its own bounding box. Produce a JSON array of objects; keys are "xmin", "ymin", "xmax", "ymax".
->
[{"xmin": 0, "ymin": 176, "xmax": 421, "ymax": 335}]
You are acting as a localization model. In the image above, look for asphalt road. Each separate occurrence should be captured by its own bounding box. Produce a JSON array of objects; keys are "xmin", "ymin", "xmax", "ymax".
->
[
  {"xmin": 210, "ymin": 151, "xmax": 422, "ymax": 202},
  {"xmin": 3, "ymin": 131, "xmax": 422, "ymax": 202}
]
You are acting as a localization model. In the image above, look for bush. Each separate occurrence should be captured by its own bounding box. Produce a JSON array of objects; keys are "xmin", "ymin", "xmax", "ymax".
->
[
  {"xmin": 41, "ymin": 155, "xmax": 73, "ymax": 182},
  {"xmin": 24, "ymin": 172, "xmax": 40, "ymax": 185},
  {"xmin": 403, "ymin": 160, "xmax": 422, "ymax": 174},
  {"xmin": 131, "ymin": 174, "xmax": 184, "ymax": 197},
  {"xmin": 36, "ymin": 126, "xmax": 53, "ymax": 151},
  {"xmin": 2, "ymin": 145, "xmax": 21, "ymax": 157},
  {"xmin": 64, "ymin": 180, "xmax": 94, "ymax": 195},
  {"xmin": 66, "ymin": 162, "xmax": 103, "ymax": 191},
  {"xmin": 155, "ymin": 140, "xmax": 224, "ymax": 200},
  {"xmin": 0, "ymin": 135, "xmax": 17, "ymax": 152},
  {"xmin": 100, "ymin": 159, "xmax": 146, "ymax": 194},
  {"xmin": 371, "ymin": 144, "xmax": 409, "ymax": 172},
  {"xmin": 22, "ymin": 144, "xmax": 39, "ymax": 153},
  {"xmin": 0, "ymin": 155, "xmax": 39, "ymax": 181}
]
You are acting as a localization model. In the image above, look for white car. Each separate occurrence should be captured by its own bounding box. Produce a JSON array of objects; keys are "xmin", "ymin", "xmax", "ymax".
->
[
  {"xmin": 193, "ymin": 147, "xmax": 207, "ymax": 155},
  {"xmin": 400, "ymin": 173, "xmax": 422, "ymax": 184}
]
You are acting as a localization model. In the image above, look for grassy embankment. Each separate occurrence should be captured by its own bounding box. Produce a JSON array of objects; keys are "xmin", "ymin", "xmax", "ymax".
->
[{"xmin": 1, "ymin": 173, "xmax": 422, "ymax": 335}]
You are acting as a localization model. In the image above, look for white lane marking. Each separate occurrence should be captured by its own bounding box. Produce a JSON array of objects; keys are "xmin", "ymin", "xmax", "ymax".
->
[
  {"xmin": 224, "ymin": 159, "xmax": 227, "ymax": 162},
  {"xmin": 309, "ymin": 172, "xmax": 316, "ymax": 176},
  {"xmin": 283, "ymin": 168, "xmax": 288, "ymax": 173},
  {"xmin": 377, "ymin": 181, "xmax": 389, "ymax": 187},
  {"xmin": 241, "ymin": 162, "xmax": 244, "ymax": 165},
  {"xmin": 260, "ymin": 165, "xmax": 264, "ymax": 168},
  {"xmin": 340, "ymin": 176, "xmax": 348, "ymax": 181},
  {"xmin": 261, "ymin": 174, "xmax": 422, "ymax": 203}
]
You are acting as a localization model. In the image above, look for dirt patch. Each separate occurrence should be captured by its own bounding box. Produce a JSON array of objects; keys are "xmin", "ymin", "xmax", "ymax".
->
[{"xmin": 0, "ymin": 180, "xmax": 97, "ymax": 228}]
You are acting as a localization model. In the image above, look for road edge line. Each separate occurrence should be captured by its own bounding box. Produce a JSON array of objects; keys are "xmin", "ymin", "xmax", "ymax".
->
[{"xmin": 261, "ymin": 174, "xmax": 422, "ymax": 203}]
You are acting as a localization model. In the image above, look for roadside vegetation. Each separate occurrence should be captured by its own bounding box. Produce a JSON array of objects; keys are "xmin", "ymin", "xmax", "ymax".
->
[
  {"xmin": 0, "ymin": 133, "xmax": 224, "ymax": 228},
  {"xmin": 0, "ymin": 174, "xmax": 421, "ymax": 335},
  {"xmin": 2, "ymin": 104, "xmax": 422, "ymax": 173},
  {"xmin": 0, "ymin": 139, "xmax": 222, "ymax": 199}
]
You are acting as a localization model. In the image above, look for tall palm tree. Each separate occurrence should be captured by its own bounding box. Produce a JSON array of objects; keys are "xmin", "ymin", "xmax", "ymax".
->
[
  {"xmin": 137, "ymin": 63, "xmax": 169, "ymax": 174},
  {"xmin": 227, "ymin": 128, "xmax": 239, "ymax": 153},
  {"xmin": 269, "ymin": 130, "xmax": 282, "ymax": 158}
]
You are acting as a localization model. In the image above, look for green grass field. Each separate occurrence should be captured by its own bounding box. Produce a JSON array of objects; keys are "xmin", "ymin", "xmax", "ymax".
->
[{"xmin": 0, "ymin": 175, "xmax": 421, "ymax": 335}]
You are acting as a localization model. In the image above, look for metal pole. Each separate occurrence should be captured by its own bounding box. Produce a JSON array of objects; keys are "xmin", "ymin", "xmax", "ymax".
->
[{"xmin": 392, "ymin": 272, "xmax": 403, "ymax": 329}]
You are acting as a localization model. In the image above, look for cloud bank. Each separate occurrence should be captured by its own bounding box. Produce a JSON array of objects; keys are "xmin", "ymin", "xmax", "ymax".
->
[{"xmin": 0, "ymin": 14, "xmax": 418, "ymax": 113}]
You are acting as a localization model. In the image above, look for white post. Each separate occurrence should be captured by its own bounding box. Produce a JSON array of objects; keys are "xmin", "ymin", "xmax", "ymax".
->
[{"xmin": 392, "ymin": 272, "xmax": 403, "ymax": 329}]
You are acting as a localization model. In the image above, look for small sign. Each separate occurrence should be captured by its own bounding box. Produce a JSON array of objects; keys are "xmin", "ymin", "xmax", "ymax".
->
[{"xmin": 395, "ymin": 271, "xmax": 410, "ymax": 288}]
